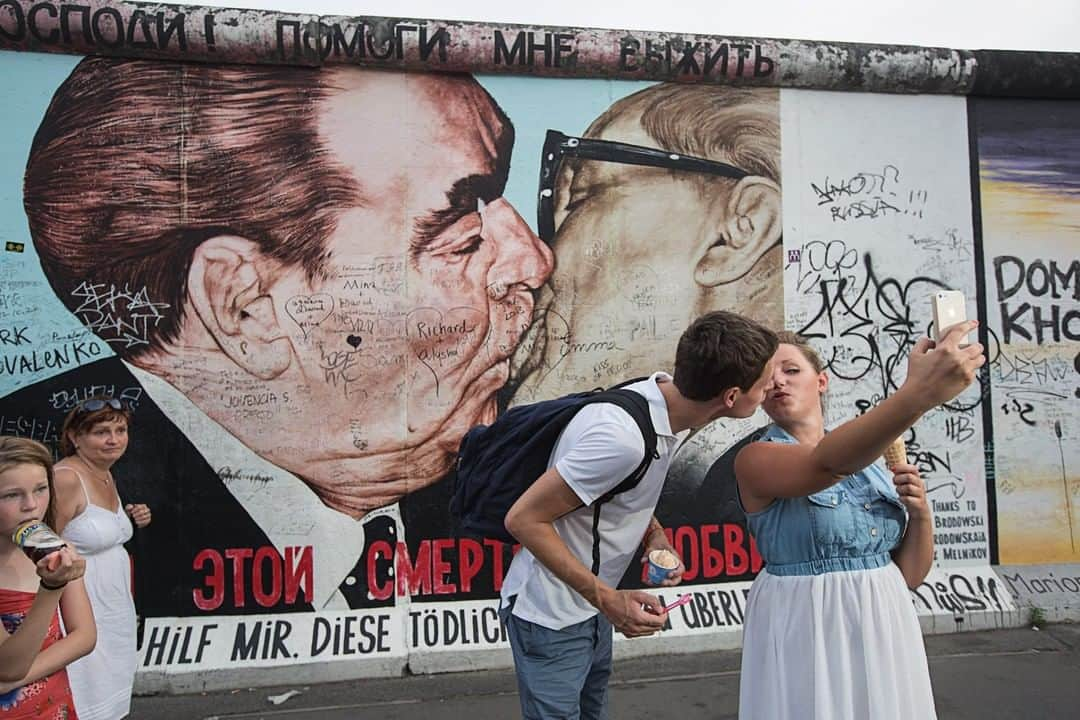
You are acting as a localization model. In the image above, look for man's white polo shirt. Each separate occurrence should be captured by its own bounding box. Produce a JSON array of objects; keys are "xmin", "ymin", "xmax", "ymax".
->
[{"xmin": 500, "ymin": 372, "xmax": 688, "ymax": 630}]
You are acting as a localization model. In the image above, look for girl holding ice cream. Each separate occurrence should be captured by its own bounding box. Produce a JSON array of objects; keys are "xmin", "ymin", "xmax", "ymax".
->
[{"xmin": 0, "ymin": 436, "xmax": 96, "ymax": 719}]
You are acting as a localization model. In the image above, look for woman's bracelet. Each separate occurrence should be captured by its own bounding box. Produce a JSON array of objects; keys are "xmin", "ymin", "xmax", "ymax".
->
[{"xmin": 39, "ymin": 578, "xmax": 68, "ymax": 592}]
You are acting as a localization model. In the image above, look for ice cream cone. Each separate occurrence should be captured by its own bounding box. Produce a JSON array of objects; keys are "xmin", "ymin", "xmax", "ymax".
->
[{"xmin": 883, "ymin": 437, "xmax": 907, "ymax": 469}]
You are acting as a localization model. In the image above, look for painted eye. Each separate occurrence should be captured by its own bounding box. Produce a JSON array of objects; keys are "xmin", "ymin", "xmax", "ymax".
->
[
  {"xmin": 452, "ymin": 236, "xmax": 484, "ymax": 256},
  {"xmin": 563, "ymin": 194, "xmax": 587, "ymax": 213}
]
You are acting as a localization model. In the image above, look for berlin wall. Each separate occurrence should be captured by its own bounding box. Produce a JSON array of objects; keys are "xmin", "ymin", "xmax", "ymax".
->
[{"xmin": 0, "ymin": 0, "xmax": 1077, "ymax": 693}]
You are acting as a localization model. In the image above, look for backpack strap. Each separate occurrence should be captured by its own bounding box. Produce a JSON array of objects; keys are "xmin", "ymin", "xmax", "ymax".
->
[{"xmin": 582, "ymin": 387, "xmax": 659, "ymax": 574}]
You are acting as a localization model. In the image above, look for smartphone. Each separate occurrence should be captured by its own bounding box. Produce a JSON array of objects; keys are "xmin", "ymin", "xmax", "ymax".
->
[{"xmin": 931, "ymin": 290, "xmax": 970, "ymax": 346}]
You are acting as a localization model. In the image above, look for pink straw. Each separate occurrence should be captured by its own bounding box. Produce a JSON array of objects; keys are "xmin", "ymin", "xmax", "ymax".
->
[{"xmin": 663, "ymin": 594, "xmax": 693, "ymax": 612}]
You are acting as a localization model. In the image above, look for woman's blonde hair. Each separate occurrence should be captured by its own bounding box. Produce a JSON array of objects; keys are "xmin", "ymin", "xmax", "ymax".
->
[{"xmin": 775, "ymin": 331, "xmax": 825, "ymax": 373}]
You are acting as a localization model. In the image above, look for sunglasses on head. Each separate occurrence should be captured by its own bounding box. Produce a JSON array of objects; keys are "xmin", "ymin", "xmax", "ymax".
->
[{"xmin": 74, "ymin": 398, "xmax": 129, "ymax": 414}]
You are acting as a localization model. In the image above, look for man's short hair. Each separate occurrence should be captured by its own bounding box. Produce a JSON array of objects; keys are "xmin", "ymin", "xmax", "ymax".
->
[
  {"xmin": 673, "ymin": 311, "xmax": 778, "ymax": 400},
  {"xmin": 582, "ymin": 83, "xmax": 780, "ymax": 183},
  {"xmin": 24, "ymin": 57, "xmax": 363, "ymax": 360}
]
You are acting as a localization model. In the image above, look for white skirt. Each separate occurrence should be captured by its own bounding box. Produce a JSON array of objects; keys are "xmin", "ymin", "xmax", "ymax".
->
[{"xmin": 738, "ymin": 562, "xmax": 936, "ymax": 720}]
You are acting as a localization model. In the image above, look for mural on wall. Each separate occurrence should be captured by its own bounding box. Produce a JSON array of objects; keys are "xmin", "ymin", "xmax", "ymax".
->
[
  {"xmin": 777, "ymin": 90, "xmax": 990, "ymax": 565},
  {"xmin": 972, "ymin": 98, "xmax": 1080, "ymax": 564},
  {"xmin": 504, "ymin": 82, "xmax": 784, "ymax": 587},
  {"xmin": 0, "ymin": 48, "xmax": 1071, "ymax": 676},
  {"xmin": 3, "ymin": 56, "xmax": 561, "ymax": 619},
  {"xmin": 0, "ymin": 54, "xmax": 786, "ymax": 670}
]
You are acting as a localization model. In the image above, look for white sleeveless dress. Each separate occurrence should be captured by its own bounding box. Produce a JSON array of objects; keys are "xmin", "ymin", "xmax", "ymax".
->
[{"xmin": 61, "ymin": 469, "xmax": 136, "ymax": 720}]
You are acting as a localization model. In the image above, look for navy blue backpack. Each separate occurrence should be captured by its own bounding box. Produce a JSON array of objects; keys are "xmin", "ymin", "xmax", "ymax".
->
[{"xmin": 449, "ymin": 378, "xmax": 659, "ymax": 573}]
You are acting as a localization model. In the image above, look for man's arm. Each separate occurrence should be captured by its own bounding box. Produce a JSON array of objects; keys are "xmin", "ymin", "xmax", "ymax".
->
[{"xmin": 504, "ymin": 467, "xmax": 667, "ymax": 637}]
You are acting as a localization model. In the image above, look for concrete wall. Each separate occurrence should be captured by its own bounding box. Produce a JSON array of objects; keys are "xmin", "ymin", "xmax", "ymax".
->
[{"xmin": 0, "ymin": 0, "xmax": 1077, "ymax": 694}]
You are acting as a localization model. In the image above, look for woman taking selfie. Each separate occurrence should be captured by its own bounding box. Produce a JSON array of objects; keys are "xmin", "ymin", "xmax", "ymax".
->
[{"xmin": 736, "ymin": 323, "xmax": 983, "ymax": 719}]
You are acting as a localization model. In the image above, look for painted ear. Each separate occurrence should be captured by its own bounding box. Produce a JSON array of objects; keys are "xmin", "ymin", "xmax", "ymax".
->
[
  {"xmin": 695, "ymin": 176, "xmax": 782, "ymax": 287},
  {"xmin": 186, "ymin": 236, "xmax": 291, "ymax": 380}
]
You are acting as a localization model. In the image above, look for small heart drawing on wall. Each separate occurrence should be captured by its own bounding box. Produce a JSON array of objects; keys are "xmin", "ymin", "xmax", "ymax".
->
[
  {"xmin": 406, "ymin": 306, "xmax": 489, "ymax": 396},
  {"xmin": 285, "ymin": 294, "xmax": 334, "ymax": 338}
]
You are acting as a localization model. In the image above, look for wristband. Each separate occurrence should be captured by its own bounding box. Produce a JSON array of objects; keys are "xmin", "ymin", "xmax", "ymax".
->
[{"xmin": 39, "ymin": 578, "xmax": 67, "ymax": 592}]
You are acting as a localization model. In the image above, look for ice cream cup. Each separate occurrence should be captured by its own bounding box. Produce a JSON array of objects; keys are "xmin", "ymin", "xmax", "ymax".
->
[{"xmin": 647, "ymin": 548, "xmax": 679, "ymax": 585}]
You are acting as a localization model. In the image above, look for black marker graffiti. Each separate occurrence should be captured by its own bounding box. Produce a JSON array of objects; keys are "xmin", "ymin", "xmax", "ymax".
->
[
  {"xmin": 911, "ymin": 573, "xmax": 1006, "ymax": 615},
  {"xmin": 798, "ymin": 253, "xmax": 947, "ymax": 392},
  {"xmin": 810, "ymin": 165, "xmax": 928, "ymax": 222},
  {"xmin": 994, "ymin": 256, "xmax": 1080, "ymax": 345}
]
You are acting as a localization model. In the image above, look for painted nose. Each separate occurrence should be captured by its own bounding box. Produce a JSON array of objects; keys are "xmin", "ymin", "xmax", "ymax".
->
[{"xmin": 484, "ymin": 198, "xmax": 555, "ymax": 299}]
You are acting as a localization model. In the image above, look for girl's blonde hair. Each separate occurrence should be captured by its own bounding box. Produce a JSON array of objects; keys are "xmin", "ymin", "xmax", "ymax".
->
[{"xmin": 0, "ymin": 436, "xmax": 57, "ymax": 528}]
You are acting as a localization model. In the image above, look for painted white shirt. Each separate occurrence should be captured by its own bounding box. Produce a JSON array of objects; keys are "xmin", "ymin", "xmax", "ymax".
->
[
  {"xmin": 126, "ymin": 362, "xmax": 399, "ymax": 610},
  {"xmin": 500, "ymin": 372, "xmax": 688, "ymax": 630}
]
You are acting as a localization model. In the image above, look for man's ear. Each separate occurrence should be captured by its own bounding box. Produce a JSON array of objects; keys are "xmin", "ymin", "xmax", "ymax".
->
[
  {"xmin": 187, "ymin": 236, "xmax": 291, "ymax": 380},
  {"xmin": 695, "ymin": 176, "xmax": 782, "ymax": 287}
]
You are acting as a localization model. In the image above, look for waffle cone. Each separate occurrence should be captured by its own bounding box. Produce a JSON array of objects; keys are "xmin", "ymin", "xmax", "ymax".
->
[{"xmin": 883, "ymin": 437, "xmax": 907, "ymax": 468}]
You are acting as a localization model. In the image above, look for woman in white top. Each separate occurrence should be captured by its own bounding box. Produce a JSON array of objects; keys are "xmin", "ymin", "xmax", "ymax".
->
[{"xmin": 53, "ymin": 398, "xmax": 151, "ymax": 720}]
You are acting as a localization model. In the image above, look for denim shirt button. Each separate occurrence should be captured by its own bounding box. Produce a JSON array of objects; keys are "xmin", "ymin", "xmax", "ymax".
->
[
  {"xmin": 870, "ymin": 527, "xmax": 878, "ymax": 537},
  {"xmin": 864, "ymin": 502, "xmax": 872, "ymax": 510},
  {"xmin": 832, "ymin": 498, "xmax": 838, "ymax": 505}
]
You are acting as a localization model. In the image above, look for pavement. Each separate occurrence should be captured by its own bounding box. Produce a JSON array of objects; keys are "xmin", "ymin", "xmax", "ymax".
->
[{"xmin": 131, "ymin": 623, "xmax": 1080, "ymax": 719}]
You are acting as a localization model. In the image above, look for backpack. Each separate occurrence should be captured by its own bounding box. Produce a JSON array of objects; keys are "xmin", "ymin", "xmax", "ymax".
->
[{"xmin": 449, "ymin": 378, "xmax": 659, "ymax": 573}]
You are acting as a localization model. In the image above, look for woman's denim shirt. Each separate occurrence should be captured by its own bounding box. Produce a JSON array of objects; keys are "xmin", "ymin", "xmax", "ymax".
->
[{"xmin": 740, "ymin": 424, "xmax": 909, "ymax": 576}]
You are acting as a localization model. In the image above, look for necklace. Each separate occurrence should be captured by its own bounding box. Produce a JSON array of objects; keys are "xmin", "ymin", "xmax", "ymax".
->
[{"xmin": 76, "ymin": 459, "xmax": 111, "ymax": 485}]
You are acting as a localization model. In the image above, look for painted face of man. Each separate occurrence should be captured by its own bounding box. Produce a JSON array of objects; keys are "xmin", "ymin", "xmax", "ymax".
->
[
  {"xmin": 511, "ymin": 100, "xmax": 782, "ymax": 405},
  {"xmin": 204, "ymin": 71, "xmax": 553, "ymax": 516}
]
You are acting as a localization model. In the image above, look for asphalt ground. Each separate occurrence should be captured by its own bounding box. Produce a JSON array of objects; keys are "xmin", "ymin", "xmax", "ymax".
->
[{"xmin": 132, "ymin": 624, "xmax": 1080, "ymax": 719}]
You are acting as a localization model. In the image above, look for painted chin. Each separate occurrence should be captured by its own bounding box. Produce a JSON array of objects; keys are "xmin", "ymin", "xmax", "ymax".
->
[
  {"xmin": 465, "ymin": 360, "xmax": 508, "ymax": 423},
  {"xmin": 474, "ymin": 360, "xmax": 509, "ymax": 417}
]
